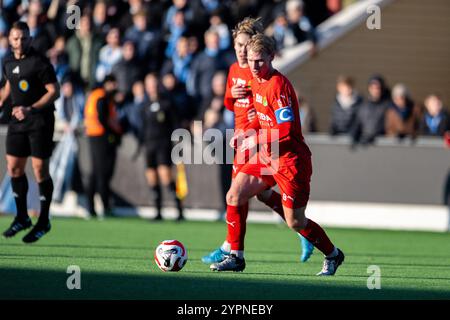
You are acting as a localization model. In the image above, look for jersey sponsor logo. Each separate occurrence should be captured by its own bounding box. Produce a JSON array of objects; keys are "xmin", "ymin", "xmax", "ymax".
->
[
  {"xmin": 12, "ymin": 66, "xmax": 20, "ymax": 74},
  {"xmin": 275, "ymin": 106, "xmax": 294, "ymax": 124},
  {"xmin": 255, "ymin": 94, "xmax": 268, "ymax": 107},
  {"xmin": 18, "ymin": 80, "xmax": 29, "ymax": 92},
  {"xmin": 255, "ymin": 93, "xmax": 263, "ymax": 104},
  {"xmin": 257, "ymin": 111, "xmax": 273, "ymax": 123}
]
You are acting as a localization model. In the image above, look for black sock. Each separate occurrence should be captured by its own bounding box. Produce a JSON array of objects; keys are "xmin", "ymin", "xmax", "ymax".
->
[
  {"xmin": 38, "ymin": 178, "xmax": 53, "ymax": 225},
  {"xmin": 11, "ymin": 175, "xmax": 29, "ymax": 221},
  {"xmin": 168, "ymin": 182, "xmax": 183, "ymax": 218},
  {"xmin": 151, "ymin": 185, "xmax": 162, "ymax": 217}
]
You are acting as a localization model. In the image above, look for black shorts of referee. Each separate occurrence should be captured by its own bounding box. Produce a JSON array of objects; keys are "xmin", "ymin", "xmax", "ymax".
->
[
  {"xmin": 6, "ymin": 111, "xmax": 55, "ymax": 159},
  {"xmin": 145, "ymin": 142, "xmax": 173, "ymax": 169}
]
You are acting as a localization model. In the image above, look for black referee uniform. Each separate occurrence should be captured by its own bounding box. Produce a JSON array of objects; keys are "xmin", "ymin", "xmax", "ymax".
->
[
  {"xmin": 3, "ymin": 47, "xmax": 56, "ymax": 158},
  {"xmin": 140, "ymin": 93, "xmax": 184, "ymax": 220},
  {"xmin": 1, "ymin": 45, "xmax": 58, "ymax": 242}
]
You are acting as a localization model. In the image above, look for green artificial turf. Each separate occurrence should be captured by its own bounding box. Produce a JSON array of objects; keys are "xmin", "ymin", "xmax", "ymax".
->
[{"xmin": 0, "ymin": 216, "xmax": 449, "ymax": 300}]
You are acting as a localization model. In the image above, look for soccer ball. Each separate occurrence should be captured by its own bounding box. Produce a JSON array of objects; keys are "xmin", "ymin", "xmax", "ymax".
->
[{"xmin": 154, "ymin": 240, "xmax": 188, "ymax": 272}]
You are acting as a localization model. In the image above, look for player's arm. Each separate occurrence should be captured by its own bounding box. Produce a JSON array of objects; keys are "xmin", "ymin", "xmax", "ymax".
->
[
  {"xmin": 30, "ymin": 82, "xmax": 60, "ymax": 110},
  {"xmin": 13, "ymin": 82, "xmax": 60, "ymax": 121}
]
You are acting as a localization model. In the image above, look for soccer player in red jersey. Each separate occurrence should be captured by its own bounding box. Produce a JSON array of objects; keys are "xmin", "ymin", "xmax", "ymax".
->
[
  {"xmin": 211, "ymin": 34, "xmax": 344, "ymax": 275},
  {"xmin": 202, "ymin": 18, "xmax": 314, "ymax": 268}
]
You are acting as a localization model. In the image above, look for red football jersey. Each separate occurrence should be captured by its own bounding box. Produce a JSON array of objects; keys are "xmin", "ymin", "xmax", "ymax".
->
[
  {"xmin": 250, "ymin": 70, "xmax": 311, "ymax": 167},
  {"xmin": 224, "ymin": 62, "xmax": 256, "ymax": 131}
]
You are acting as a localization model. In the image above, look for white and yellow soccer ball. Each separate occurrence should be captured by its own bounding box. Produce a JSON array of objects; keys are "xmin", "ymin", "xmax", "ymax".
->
[{"xmin": 154, "ymin": 240, "xmax": 188, "ymax": 272}]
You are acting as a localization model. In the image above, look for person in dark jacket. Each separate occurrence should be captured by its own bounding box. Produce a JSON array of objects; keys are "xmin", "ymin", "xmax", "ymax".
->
[
  {"xmin": 139, "ymin": 73, "xmax": 184, "ymax": 221},
  {"xmin": 111, "ymin": 40, "xmax": 142, "ymax": 104},
  {"xmin": 329, "ymin": 75, "xmax": 363, "ymax": 135},
  {"xmin": 419, "ymin": 94, "xmax": 449, "ymax": 136},
  {"xmin": 351, "ymin": 74, "xmax": 391, "ymax": 145}
]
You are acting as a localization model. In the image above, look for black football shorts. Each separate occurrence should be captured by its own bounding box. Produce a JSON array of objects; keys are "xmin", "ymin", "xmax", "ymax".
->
[
  {"xmin": 145, "ymin": 142, "xmax": 172, "ymax": 169},
  {"xmin": 6, "ymin": 113, "xmax": 55, "ymax": 159}
]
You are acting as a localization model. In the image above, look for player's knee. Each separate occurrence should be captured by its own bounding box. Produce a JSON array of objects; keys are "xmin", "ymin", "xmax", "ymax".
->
[
  {"xmin": 226, "ymin": 189, "xmax": 243, "ymax": 206},
  {"xmin": 32, "ymin": 163, "xmax": 49, "ymax": 182},
  {"xmin": 286, "ymin": 216, "xmax": 308, "ymax": 231},
  {"xmin": 7, "ymin": 164, "xmax": 25, "ymax": 178},
  {"xmin": 256, "ymin": 189, "xmax": 271, "ymax": 203}
]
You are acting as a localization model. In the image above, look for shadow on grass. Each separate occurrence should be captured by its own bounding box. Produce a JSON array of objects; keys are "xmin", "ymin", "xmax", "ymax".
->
[{"xmin": 1, "ymin": 267, "xmax": 449, "ymax": 300}]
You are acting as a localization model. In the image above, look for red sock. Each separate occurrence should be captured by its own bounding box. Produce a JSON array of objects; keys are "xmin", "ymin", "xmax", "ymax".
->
[
  {"xmin": 260, "ymin": 190, "xmax": 285, "ymax": 220},
  {"xmin": 299, "ymin": 219, "xmax": 335, "ymax": 255},
  {"xmin": 225, "ymin": 203, "xmax": 249, "ymax": 250}
]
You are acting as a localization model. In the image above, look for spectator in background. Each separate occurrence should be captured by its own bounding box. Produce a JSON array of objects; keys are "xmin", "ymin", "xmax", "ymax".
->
[
  {"xmin": 202, "ymin": 71, "xmax": 227, "ymax": 129},
  {"xmin": 187, "ymin": 33, "xmax": 201, "ymax": 58},
  {"xmin": 161, "ymin": 36, "xmax": 193, "ymax": 86},
  {"xmin": 163, "ymin": 0, "xmax": 210, "ymax": 35},
  {"xmin": 164, "ymin": 10, "xmax": 188, "ymax": 59},
  {"xmin": 203, "ymin": 71, "xmax": 233, "ymax": 219},
  {"xmin": 92, "ymin": 0, "xmax": 111, "ymax": 38},
  {"xmin": 268, "ymin": 0, "xmax": 317, "ymax": 53},
  {"xmin": 84, "ymin": 75, "xmax": 123, "ymax": 218},
  {"xmin": 208, "ymin": 10, "xmax": 231, "ymax": 51},
  {"xmin": 124, "ymin": 9, "xmax": 162, "ymax": 73},
  {"xmin": 95, "ymin": 28, "xmax": 123, "ymax": 83},
  {"xmin": 54, "ymin": 72, "xmax": 86, "ymax": 197},
  {"xmin": 0, "ymin": 15, "xmax": 7, "ymax": 37},
  {"xmin": 286, "ymin": 0, "xmax": 317, "ymax": 45},
  {"xmin": 139, "ymin": 73, "xmax": 184, "ymax": 221},
  {"xmin": 269, "ymin": 12, "xmax": 294, "ymax": 52},
  {"xmin": 351, "ymin": 74, "xmax": 391, "ymax": 145},
  {"xmin": 329, "ymin": 75, "xmax": 362, "ymax": 135},
  {"xmin": 0, "ymin": 36, "xmax": 9, "ymax": 80},
  {"xmin": 120, "ymin": 80, "xmax": 146, "ymax": 138},
  {"xmin": 66, "ymin": 15, "xmax": 104, "ymax": 89},
  {"xmin": 187, "ymin": 29, "xmax": 230, "ymax": 117},
  {"xmin": 111, "ymin": 40, "xmax": 142, "ymax": 104},
  {"xmin": 25, "ymin": 0, "xmax": 53, "ymax": 54},
  {"xmin": 384, "ymin": 83, "xmax": 421, "ymax": 140},
  {"xmin": 117, "ymin": 0, "xmax": 149, "ymax": 32},
  {"xmin": 47, "ymin": 36, "xmax": 69, "ymax": 82},
  {"xmin": 419, "ymin": 94, "xmax": 450, "ymax": 136},
  {"xmin": 55, "ymin": 72, "xmax": 85, "ymax": 133},
  {"xmin": 161, "ymin": 72, "xmax": 193, "ymax": 130}
]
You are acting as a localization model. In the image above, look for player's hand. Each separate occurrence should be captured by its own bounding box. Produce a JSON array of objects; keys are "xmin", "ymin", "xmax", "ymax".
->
[
  {"xmin": 240, "ymin": 135, "xmax": 257, "ymax": 153},
  {"xmin": 247, "ymin": 108, "xmax": 256, "ymax": 122},
  {"xmin": 12, "ymin": 106, "xmax": 31, "ymax": 121},
  {"xmin": 230, "ymin": 131, "xmax": 245, "ymax": 149},
  {"xmin": 231, "ymin": 84, "xmax": 249, "ymax": 99}
]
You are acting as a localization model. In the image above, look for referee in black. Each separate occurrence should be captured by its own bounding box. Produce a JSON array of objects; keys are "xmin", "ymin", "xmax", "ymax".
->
[{"xmin": 0, "ymin": 22, "xmax": 60, "ymax": 243}]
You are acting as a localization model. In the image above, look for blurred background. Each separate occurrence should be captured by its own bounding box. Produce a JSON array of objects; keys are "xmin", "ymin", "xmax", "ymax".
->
[{"xmin": 0, "ymin": 0, "xmax": 449, "ymax": 232}]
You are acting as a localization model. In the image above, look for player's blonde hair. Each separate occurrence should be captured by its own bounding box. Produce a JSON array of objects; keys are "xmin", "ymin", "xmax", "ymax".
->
[
  {"xmin": 232, "ymin": 17, "xmax": 264, "ymax": 40},
  {"xmin": 246, "ymin": 33, "xmax": 276, "ymax": 57}
]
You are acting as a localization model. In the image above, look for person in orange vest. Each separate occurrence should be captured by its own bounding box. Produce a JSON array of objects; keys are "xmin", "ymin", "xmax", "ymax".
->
[{"xmin": 84, "ymin": 74, "xmax": 122, "ymax": 218}]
